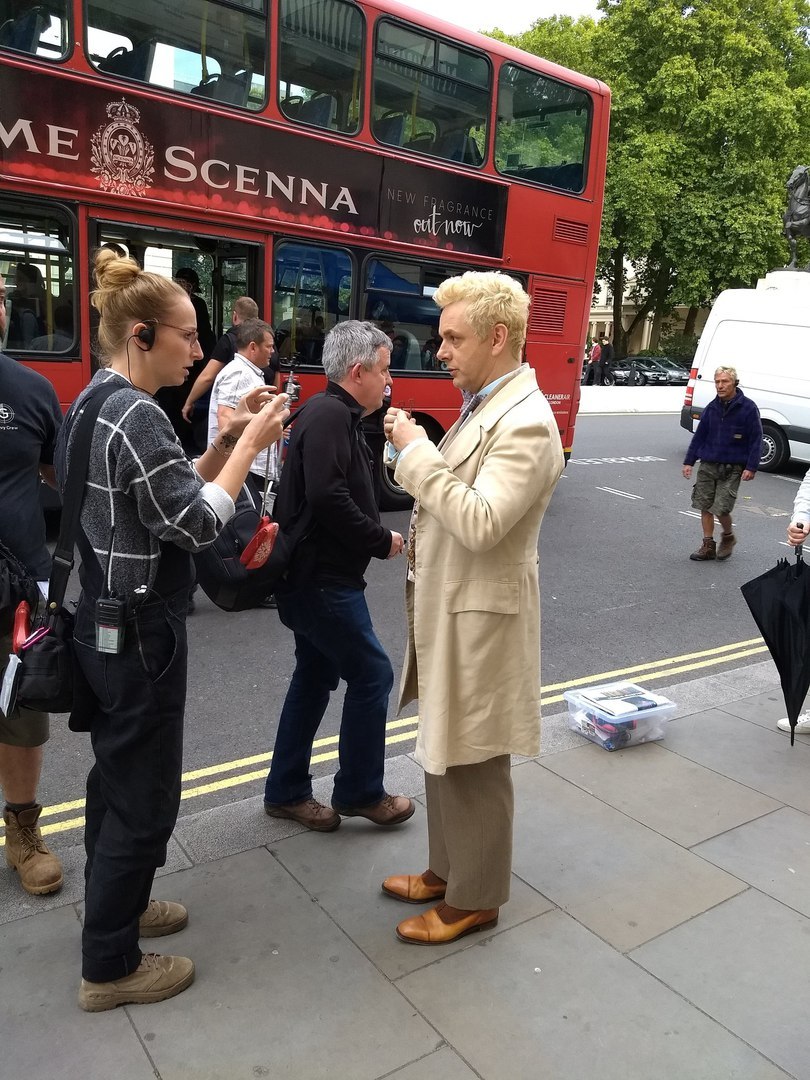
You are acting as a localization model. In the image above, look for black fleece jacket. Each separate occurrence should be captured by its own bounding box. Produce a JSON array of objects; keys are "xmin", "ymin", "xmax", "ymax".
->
[{"xmin": 275, "ymin": 382, "xmax": 392, "ymax": 589}]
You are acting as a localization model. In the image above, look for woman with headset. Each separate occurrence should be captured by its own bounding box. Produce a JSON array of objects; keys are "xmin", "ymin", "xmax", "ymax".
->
[{"xmin": 56, "ymin": 248, "xmax": 288, "ymax": 1012}]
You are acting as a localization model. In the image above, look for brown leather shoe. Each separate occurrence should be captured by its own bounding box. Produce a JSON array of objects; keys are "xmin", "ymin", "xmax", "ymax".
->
[
  {"xmin": 382, "ymin": 873, "xmax": 447, "ymax": 904},
  {"xmin": 332, "ymin": 794, "xmax": 415, "ymax": 826},
  {"xmin": 396, "ymin": 904, "xmax": 499, "ymax": 945},
  {"xmin": 689, "ymin": 537, "xmax": 716, "ymax": 561},
  {"xmin": 264, "ymin": 798, "xmax": 340, "ymax": 832}
]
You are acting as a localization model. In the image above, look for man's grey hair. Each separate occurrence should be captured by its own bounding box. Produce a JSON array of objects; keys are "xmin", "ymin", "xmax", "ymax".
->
[
  {"xmin": 322, "ymin": 320, "xmax": 391, "ymax": 381},
  {"xmin": 714, "ymin": 365, "xmax": 738, "ymax": 382}
]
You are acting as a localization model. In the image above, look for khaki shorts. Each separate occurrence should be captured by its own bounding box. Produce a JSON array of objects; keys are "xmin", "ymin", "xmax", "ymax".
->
[
  {"xmin": 0, "ymin": 632, "xmax": 49, "ymax": 747},
  {"xmin": 691, "ymin": 461, "xmax": 744, "ymax": 517}
]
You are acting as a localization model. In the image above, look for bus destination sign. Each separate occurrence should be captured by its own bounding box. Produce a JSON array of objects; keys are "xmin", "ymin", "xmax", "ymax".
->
[{"xmin": 0, "ymin": 69, "xmax": 507, "ymax": 260}]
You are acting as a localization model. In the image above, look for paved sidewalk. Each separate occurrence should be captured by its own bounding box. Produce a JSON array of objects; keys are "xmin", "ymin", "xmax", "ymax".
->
[{"xmin": 4, "ymin": 658, "xmax": 810, "ymax": 1079}]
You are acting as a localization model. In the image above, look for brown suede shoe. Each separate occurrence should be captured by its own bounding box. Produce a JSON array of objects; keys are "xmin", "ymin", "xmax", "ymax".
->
[
  {"xmin": 382, "ymin": 873, "xmax": 447, "ymax": 904},
  {"xmin": 396, "ymin": 904, "xmax": 499, "ymax": 945},
  {"xmin": 78, "ymin": 953, "xmax": 194, "ymax": 1012},
  {"xmin": 717, "ymin": 532, "xmax": 737, "ymax": 560},
  {"xmin": 139, "ymin": 900, "xmax": 188, "ymax": 938},
  {"xmin": 3, "ymin": 804, "xmax": 63, "ymax": 895},
  {"xmin": 332, "ymin": 794, "xmax": 415, "ymax": 826},
  {"xmin": 264, "ymin": 798, "xmax": 340, "ymax": 832}
]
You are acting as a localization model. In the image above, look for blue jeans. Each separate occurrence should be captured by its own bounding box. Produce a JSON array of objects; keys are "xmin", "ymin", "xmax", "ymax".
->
[{"xmin": 265, "ymin": 584, "xmax": 394, "ymax": 809}]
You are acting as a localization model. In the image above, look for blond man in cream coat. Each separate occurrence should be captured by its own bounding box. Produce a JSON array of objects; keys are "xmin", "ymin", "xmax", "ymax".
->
[{"xmin": 382, "ymin": 271, "xmax": 564, "ymax": 945}]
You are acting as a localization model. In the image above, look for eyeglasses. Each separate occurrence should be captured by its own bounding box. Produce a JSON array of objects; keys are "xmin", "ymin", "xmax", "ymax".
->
[{"xmin": 159, "ymin": 322, "xmax": 199, "ymax": 346}]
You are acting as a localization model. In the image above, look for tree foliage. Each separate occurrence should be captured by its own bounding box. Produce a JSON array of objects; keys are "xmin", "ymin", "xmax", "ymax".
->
[{"xmin": 493, "ymin": 0, "xmax": 810, "ymax": 355}]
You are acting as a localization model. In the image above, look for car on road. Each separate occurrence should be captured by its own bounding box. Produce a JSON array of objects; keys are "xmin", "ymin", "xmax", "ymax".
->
[
  {"xmin": 644, "ymin": 358, "xmax": 690, "ymax": 385},
  {"xmin": 608, "ymin": 357, "xmax": 669, "ymax": 386}
]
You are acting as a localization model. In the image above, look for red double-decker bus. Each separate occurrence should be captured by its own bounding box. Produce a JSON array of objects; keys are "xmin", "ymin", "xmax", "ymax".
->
[{"xmin": 0, "ymin": 0, "xmax": 609, "ymax": 507}]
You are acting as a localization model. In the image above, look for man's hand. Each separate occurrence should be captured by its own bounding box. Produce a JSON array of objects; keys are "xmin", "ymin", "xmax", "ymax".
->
[
  {"xmin": 385, "ymin": 407, "xmax": 427, "ymax": 451},
  {"xmin": 225, "ymin": 386, "xmax": 278, "ymax": 436},
  {"xmin": 742, "ymin": 470, "xmax": 755, "ymax": 481},
  {"xmin": 787, "ymin": 522, "xmax": 809, "ymax": 547},
  {"xmin": 238, "ymin": 394, "xmax": 289, "ymax": 454},
  {"xmin": 682, "ymin": 465, "xmax": 692, "ymax": 479},
  {"xmin": 387, "ymin": 531, "xmax": 404, "ymax": 559},
  {"xmin": 181, "ymin": 400, "xmax": 195, "ymax": 423}
]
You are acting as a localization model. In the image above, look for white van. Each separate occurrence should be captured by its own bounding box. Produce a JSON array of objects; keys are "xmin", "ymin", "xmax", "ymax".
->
[{"xmin": 680, "ymin": 270, "xmax": 810, "ymax": 471}]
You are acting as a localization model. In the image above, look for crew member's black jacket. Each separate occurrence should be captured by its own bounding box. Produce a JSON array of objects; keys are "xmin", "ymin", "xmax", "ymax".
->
[{"xmin": 275, "ymin": 382, "xmax": 391, "ymax": 589}]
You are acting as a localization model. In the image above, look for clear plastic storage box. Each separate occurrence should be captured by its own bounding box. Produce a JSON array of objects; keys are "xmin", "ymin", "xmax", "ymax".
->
[{"xmin": 563, "ymin": 681, "xmax": 676, "ymax": 751}]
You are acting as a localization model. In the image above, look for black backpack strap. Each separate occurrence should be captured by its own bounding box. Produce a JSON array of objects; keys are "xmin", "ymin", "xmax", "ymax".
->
[{"xmin": 47, "ymin": 382, "xmax": 126, "ymax": 611}]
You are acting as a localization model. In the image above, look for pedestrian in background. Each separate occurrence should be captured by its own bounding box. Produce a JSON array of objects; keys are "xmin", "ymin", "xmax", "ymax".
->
[
  {"xmin": 0, "ymin": 269, "xmax": 64, "ymax": 897},
  {"xmin": 682, "ymin": 365, "xmax": 761, "ymax": 562},
  {"xmin": 383, "ymin": 271, "xmax": 564, "ymax": 945}
]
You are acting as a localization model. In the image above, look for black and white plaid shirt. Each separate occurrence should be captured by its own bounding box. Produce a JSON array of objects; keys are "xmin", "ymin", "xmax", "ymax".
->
[{"xmin": 56, "ymin": 370, "xmax": 234, "ymax": 599}]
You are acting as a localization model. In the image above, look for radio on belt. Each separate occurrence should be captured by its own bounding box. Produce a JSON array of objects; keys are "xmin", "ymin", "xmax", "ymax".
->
[{"xmin": 95, "ymin": 525, "xmax": 126, "ymax": 654}]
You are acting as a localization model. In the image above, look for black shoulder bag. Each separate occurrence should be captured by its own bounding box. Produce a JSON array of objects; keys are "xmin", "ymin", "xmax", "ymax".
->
[
  {"xmin": 13, "ymin": 382, "xmax": 124, "ymax": 713},
  {"xmin": 194, "ymin": 406, "xmax": 313, "ymax": 612},
  {"xmin": 0, "ymin": 540, "xmax": 39, "ymax": 639}
]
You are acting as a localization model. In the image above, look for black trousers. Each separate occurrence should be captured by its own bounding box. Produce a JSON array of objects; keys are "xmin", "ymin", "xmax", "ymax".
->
[{"xmin": 72, "ymin": 590, "xmax": 189, "ymax": 982}]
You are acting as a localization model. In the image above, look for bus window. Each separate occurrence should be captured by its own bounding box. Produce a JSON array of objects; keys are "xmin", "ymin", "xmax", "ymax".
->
[
  {"xmin": 372, "ymin": 19, "xmax": 489, "ymax": 167},
  {"xmin": 273, "ymin": 242, "xmax": 353, "ymax": 365},
  {"xmin": 0, "ymin": 198, "xmax": 75, "ymax": 355},
  {"xmin": 363, "ymin": 256, "xmax": 460, "ymax": 373},
  {"xmin": 495, "ymin": 64, "xmax": 590, "ymax": 193},
  {"xmin": 278, "ymin": 0, "xmax": 364, "ymax": 134},
  {"xmin": 86, "ymin": 0, "xmax": 267, "ymax": 110},
  {"xmin": 0, "ymin": 1, "xmax": 69, "ymax": 58}
]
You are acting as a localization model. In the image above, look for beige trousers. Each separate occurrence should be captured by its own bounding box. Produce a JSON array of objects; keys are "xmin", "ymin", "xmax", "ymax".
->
[{"xmin": 425, "ymin": 754, "xmax": 513, "ymax": 910}]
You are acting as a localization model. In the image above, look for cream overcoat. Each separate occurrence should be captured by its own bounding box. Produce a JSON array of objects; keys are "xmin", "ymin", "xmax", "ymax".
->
[{"xmin": 394, "ymin": 365, "xmax": 564, "ymax": 775}]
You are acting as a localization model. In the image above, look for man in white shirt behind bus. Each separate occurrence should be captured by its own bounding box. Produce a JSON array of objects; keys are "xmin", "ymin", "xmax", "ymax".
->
[{"xmin": 208, "ymin": 318, "xmax": 278, "ymax": 505}]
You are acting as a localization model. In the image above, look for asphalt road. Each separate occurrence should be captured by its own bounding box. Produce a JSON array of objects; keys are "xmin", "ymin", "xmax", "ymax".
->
[{"xmin": 36, "ymin": 411, "xmax": 804, "ymax": 837}]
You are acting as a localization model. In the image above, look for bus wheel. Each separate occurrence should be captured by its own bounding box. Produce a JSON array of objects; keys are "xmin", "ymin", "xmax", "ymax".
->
[
  {"xmin": 377, "ymin": 415, "xmax": 442, "ymax": 511},
  {"xmin": 760, "ymin": 423, "xmax": 789, "ymax": 472}
]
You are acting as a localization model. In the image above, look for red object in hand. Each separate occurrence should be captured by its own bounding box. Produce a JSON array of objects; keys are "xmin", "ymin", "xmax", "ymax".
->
[
  {"xmin": 12, "ymin": 601, "xmax": 31, "ymax": 653},
  {"xmin": 240, "ymin": 517, "xmax": 279, "ymax": 570}
]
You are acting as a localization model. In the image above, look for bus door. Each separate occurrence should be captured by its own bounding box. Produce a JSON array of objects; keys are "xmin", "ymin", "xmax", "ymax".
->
[{"xmin": 88, "ymin": 217, "xmax": 263, "ymax": 346}]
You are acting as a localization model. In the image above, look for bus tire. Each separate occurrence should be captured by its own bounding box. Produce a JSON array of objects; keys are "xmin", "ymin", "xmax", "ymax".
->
[
  {"xmin": 378, "ymin": 448, "xmax": 414, "ymax": 510},
  {"xmin": 760, "ymin": 422, "xmax": 789, "ymax": 472},
  {"xmin": 377, "ymin": 415, "xmax": 443, "ymax": 511}
]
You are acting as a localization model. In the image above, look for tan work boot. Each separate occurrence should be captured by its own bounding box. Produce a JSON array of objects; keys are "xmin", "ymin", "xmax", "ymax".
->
[
  {"xmin": 139, "ymin": 900, "xmax": 188, "ymax": 938},
  {"xmin": 78, "ymin": 953, "xmax": 195, "ymax": 1012},
  {"xmin": 689, "ymin": 537, "xmax": 716, "ymax": 562},
  {"xmin": 3, "ymin": 804, "xmax": 63, "ymax": 895},
  {"xmin": 717, "ymin": 532, "xmax": 737, "ymax": 560}
]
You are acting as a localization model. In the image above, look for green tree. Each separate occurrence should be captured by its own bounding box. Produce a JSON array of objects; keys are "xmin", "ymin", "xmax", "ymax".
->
[{"xmin": 495, "ymin": 0, "xmax": 810, "ymax": 356}]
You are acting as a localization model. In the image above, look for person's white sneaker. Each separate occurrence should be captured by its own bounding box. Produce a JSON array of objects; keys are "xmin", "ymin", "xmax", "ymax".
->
[{"xmin": 777, "ymin": 711, "xmax": 810, "ymax": 733}]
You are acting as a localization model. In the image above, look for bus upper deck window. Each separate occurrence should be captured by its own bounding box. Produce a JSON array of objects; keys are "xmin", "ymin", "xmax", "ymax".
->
[
  {"xmin": 495, "ymin": 64, "xmax": 591, "ymax": 193},
  {"xmin": 278, "ymin": 0, "xmax": 364, "ymax": 135},
  {"xmin": 86, "ymin": 0, "xmax": 267, "ymax": 111},
  {"xmin": 372, "ymin": 19, "xmax": 489, "ymax": 167},
  {"xmin": 0, "ymin": 2, "xmax": 70, "ymax": 59}
]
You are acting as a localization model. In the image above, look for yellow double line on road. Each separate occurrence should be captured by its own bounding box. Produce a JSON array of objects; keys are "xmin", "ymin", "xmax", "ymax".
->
[{"xmin": 1, "ymin": 636, "xmax": 767, "ymax": 845}]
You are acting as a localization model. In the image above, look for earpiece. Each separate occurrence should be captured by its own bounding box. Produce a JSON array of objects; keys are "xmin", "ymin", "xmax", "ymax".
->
[{"xmin": 135, "ymin": 322, "xmax": 155, "ymax": 349}]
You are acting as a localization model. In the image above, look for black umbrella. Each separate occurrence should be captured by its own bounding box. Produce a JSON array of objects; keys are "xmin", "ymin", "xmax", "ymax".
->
[{"xmin": 741, "ymin": 546, "xmax": 810, "ymax": 745}]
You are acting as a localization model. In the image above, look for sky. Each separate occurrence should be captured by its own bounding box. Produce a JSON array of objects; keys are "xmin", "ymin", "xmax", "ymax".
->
[{"xmin": 396, "ymin": 0, "xmax": 600, "ymax": 36}]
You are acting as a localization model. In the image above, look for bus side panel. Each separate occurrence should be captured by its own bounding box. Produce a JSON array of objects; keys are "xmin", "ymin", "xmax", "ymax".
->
[{"xmin": 525, "ymin": 275, "xmax": 587, "ymax": 457}]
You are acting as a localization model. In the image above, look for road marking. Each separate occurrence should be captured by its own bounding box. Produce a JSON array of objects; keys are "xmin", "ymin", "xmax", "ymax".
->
[
  {"xmin": 596, "ymin": 486, "xmax": 644, "ymax": 500},
  {"xmin": 570, "ymin": 456, "xmax": 666, "ymax": 465},
  {"xmin": 4, "ymin": 636, "xmax": 772, "ymax": 845}
]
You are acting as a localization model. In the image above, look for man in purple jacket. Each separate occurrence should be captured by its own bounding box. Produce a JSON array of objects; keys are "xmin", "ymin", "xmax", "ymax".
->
[{"xmin": 682, "ymin": 366, "xmax": 762, "ymax": 561}]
